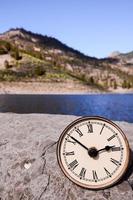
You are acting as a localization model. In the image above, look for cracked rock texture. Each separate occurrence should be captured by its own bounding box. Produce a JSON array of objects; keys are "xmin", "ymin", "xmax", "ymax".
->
[{"xmin": 0, "ymin": 113, "xmax": 133, "ymax": 200}]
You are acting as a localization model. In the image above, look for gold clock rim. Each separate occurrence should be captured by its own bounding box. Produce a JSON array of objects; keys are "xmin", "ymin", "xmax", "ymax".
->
[{"xmin": 56, "ymin": 116, "xmax": 130, "ymax": 190}]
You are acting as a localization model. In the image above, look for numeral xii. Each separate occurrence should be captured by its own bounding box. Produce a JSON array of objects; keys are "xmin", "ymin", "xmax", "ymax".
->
[{"xmin": 87, "ymin": 123, "xmax": 93, "ymax": 133}]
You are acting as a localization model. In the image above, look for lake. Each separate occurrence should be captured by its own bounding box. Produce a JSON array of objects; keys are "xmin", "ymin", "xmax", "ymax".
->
[{"xmin": 0, "ymin": 94, "xmax": 133, "ymax": 122}]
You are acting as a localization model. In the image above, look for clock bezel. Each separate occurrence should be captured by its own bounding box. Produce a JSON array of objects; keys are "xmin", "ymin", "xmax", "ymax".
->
[{"xmin": 57, "ymin": 116, "xmax": 130, "ymax": 190}]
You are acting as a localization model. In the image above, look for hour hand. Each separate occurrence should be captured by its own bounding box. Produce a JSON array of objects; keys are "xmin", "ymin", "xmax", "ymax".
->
[
  {"xmin": 98, "ymin": 145, "xmax": 115, "ymax": 153},
  {"xmin": 88, "ymin": 145, "xmax": 115, "ymax": 158}
]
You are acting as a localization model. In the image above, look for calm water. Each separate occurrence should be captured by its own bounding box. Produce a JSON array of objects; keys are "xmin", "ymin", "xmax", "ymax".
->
[{"xmin": 0, "ymin": 94, "xmax": 133, "ymax": 122}]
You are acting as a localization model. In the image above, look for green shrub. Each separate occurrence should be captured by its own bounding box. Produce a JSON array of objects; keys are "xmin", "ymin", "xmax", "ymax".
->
[
  {"xmin": 122, "ymin": 80, "xmax": 127, "ymax": 88},
  {"xmin": 10, "ymin": 49, "xmax": 22, "ymax": 60},
  {"xmin": 89, "ymin": 76, "xmax": 94, "ymax": 85},
  {"xmin": 0, "ymin": 70, "xmax": 17, "ymax": 81},
  {"xmin": 5, "ymin": 42, "xmax": 11, "ymax": 51},
  {"xmin": 0, "ymin": 40, "xmax": 11, "ymax": 54},
  {"xmin": 80, "ymin": 73, "xmax": 86, "ymax": 82},
  {"xmin": 113, "ymin": 80, "xmax": 117, "ymax": 89},
  {"xmin": 127, "ymin": 81, "xmax": 131, "ymax": 89},
  {"xmin": 34, "ymin": 66, "xmax": 46, "ymax": 76},
  {"xmin": 4, "ymin": 60, "xmax": 10, "ymax": 69},
  {"xmin": 0, "ymin": 48, "xmax": 7, "ymax": 55}
]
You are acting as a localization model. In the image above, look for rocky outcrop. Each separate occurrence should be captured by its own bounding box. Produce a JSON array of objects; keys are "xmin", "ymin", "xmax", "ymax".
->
[{"xmin": 0, "ymin": 113, "xmax": 133, "ymax": 200}]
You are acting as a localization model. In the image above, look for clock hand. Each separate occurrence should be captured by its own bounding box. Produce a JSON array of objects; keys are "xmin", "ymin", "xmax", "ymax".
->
[
  {"xmin": 67, "ymin": 134, "xmax": 89, "ymax": 151},
  {"xmin": 97, "ymin": 145, "xmax": 115, "ymax": 153},
  {"xmin": 88, "ymin": 145, "xmax": 115, "ymax": 158}
]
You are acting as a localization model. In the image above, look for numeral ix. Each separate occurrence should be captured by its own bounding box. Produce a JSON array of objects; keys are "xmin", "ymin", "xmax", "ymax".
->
[
  {"xmin": 65, "ymin": 151, "xmax": 75, "ymax": 156},
  {"xmin": 69, "ymin": 159, "xmax": 79, "ymax": 170}
]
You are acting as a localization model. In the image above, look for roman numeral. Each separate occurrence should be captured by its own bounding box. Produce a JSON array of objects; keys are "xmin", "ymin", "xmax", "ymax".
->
[
  {"xmin": 66, "ymin": 138, "xmax": 76, "ymax": 145},
  {"xmin": 107, "ymin": 134, "xmax": 116, "ymax": 142},
  {"xmin": 104, "ymin": 167, "xmax": 111, "ymax": 177},
  {"xmin": 79, "ymin": 168, "xmax": 86, "ymax": 179},
  {"xmin": 100, "ymin": 124, "xmax": 105, "ymax": 135},
  {"xmin": 87, "ymin": 123, "xmax": 93, "ymax": 133},
  {"xmin": 92, "ymin": 170, "xmax": 98, "ymax": 182},
  {"xmin": 110, "ymin": 158, "xmax": 121, "ymax": 166},
  {"xmin": 112, "ymin": 147, "xmax": 121, "ymax": 151},
  {"xmin": 69, "ymin": 159, "xmax": 79, "ymax": 170},
  {"xmin": 75, "ymin": 128, "xmax": 83, "ymax": 137},
  {"xmin": 65, "ymin": 151, "xmax": 75, "ymax": 156}
]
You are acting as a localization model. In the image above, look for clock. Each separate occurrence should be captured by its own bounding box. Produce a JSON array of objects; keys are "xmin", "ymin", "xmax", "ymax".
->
[{"xmin": 57, "ymin": 116, "xmax": 130, "ymax": 189}]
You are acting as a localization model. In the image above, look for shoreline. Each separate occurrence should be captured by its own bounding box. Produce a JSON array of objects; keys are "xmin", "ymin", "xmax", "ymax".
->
[{"xmin": 0, "ymin": 81, "xmax": 133, "ymax": 94}]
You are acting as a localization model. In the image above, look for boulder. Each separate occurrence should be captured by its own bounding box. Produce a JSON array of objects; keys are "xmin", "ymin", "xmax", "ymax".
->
[{"xmin": 0, "ymin": 113, "xmax": 132, "ymax": 200}]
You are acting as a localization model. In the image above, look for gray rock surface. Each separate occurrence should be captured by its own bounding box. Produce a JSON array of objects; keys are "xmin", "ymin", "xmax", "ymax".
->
[{"xmin": 0, "ymin": 113, "xmax": 133, "ymax": 200}]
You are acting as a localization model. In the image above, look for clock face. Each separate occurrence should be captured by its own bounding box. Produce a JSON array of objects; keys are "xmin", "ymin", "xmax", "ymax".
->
[{"xmin": 57, "ymin": 116, "xmax": 130, "ymax": 189}]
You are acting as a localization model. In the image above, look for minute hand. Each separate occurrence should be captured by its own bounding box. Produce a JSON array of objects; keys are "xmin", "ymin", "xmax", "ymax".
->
[{"xmin": 69, "ymin": 135, "xmax": 89, "ymax": 151}]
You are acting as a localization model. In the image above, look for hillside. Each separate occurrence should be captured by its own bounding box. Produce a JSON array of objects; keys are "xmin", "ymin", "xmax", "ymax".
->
[
  {"xmin": 0, "ymin": 28, "xmax": 133, "ymax": 92},
  {"xmin": 110, "ymin": 51, "xmax": 133, "ymax": 66}
]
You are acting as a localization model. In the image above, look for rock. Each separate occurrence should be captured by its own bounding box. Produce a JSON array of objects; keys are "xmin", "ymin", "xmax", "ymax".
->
[
  {"xmin": 65, "ymin": 63, "xmax": 73, "ymax": 72},
  {"xmin": 0, "ymin": 113, "xmax": 132, "ymax": 199}
]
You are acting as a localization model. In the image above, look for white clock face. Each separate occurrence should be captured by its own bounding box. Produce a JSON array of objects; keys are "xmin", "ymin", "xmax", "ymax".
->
[{"xmin": 57, "ymin": 116, "xmax": 130, "ymax": 189}]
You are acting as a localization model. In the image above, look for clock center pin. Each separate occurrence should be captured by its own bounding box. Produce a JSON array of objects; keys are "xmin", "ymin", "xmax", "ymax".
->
[{"xmin": 88, "ymin": 147, "xmax": 98, "ymax": 158}]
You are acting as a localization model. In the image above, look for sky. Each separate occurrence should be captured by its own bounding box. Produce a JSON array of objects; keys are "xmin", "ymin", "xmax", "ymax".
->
[{"xmin": 0, "ymin": 0, "xmax": 133, "ymax": 58}]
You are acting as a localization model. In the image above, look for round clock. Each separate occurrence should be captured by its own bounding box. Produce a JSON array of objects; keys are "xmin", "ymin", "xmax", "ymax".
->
[{"xmin": 57, "ymin": 116, "xmax": 130, "ymax": 189}]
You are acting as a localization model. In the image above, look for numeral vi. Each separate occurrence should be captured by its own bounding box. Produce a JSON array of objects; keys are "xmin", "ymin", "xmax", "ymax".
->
[{"xmin": 92, "ymin": 170, "xmax": 98, "ymax": 182}]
